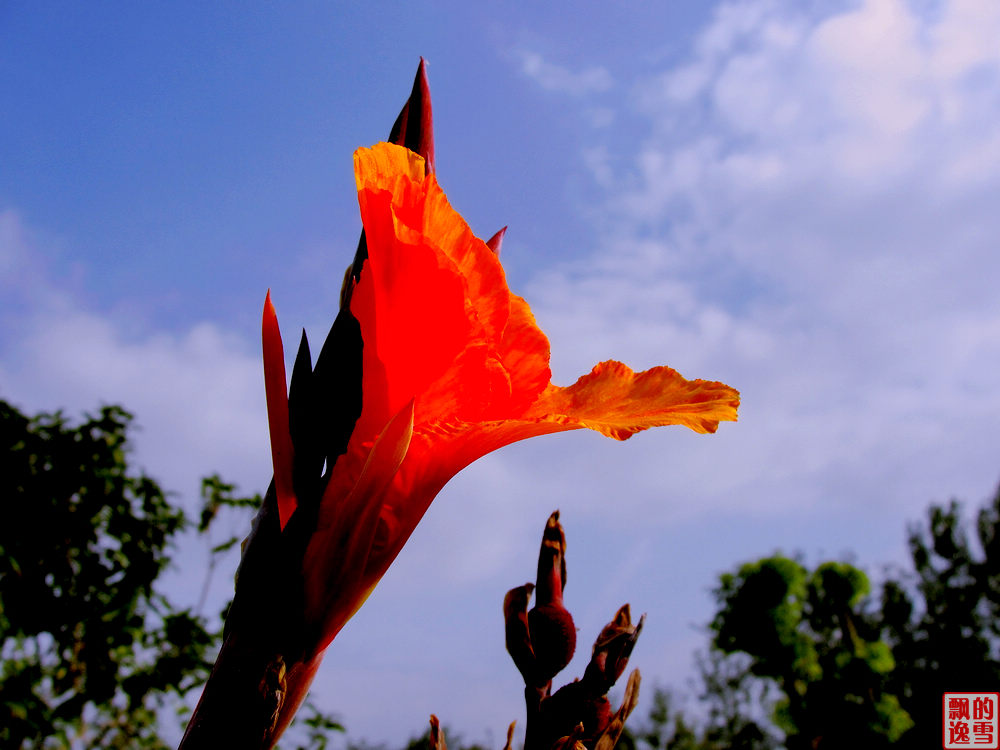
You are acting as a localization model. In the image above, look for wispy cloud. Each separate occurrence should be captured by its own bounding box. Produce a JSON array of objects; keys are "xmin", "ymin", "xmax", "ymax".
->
[
  {"xmin": 515, "ymin": 49, "xmax": 614, "ymax": 96},
  {"xmin": 526, "ymin": 0, "xmax": 1000, "ymax": 526},
  {"xmin": 0, "ymin": 210, "xmax": 270, "ymax": 604}
]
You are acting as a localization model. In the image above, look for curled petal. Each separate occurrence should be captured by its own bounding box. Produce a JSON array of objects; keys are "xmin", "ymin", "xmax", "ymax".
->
[{"xmin": 503, "ymin": 583, "xmax": 537, "ymax": 684}]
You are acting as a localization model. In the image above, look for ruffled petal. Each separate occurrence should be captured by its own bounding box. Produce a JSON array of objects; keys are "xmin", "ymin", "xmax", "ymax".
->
[{"xmin": 526, "ymin": 360, "xmax": 741, "ymax": 439}]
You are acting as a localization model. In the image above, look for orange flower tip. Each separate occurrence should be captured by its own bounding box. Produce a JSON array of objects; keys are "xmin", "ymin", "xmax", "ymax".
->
[{"xmin": 354, "ymin": 143, "xmax": 427, "ymax": 191}]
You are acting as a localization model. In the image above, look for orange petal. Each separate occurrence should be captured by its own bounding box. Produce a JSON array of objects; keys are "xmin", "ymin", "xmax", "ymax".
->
[
  {"xmin": 262, "ymin": 291, "xmax": 296, "ymax": 529},
  {"xmin": 527, "ymin": 360, "xmax": 741, "ymax": 439},
  {"xmin": 352, "ymin": 144, "xmax": 550, "ymax": 428}
]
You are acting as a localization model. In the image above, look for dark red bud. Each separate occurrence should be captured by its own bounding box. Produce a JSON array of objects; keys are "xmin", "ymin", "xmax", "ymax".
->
[
  {"xmin": 537, "ymin": 681, "xmax": 609, "ymax": 747},
  {"xmin": 529, "ymin": 511, "xmax": 575, "ymax": 686},
  {"xmin": 389, "ymin": 57, "xmax": 434, "ymax": 173},
  {"xmin": 486, "ymin": 227, "xmax": 507, "ymax": 257},
  {"xmin": 582, "ymin": 604, "xmax": 644, "ymax": 694},
  {"xmin": 428, "ymin": 714, "xmax": 447, "ymax": 750},
  {"xmin": 527, "ymin": 603, "xmax": 576, "ymax": 687},
  {"xmin": 535, "ymin": 510, "xmax": 567, "ymax": 603}
]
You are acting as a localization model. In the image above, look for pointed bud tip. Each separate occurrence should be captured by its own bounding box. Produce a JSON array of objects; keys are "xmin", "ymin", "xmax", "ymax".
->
[
  {"xmin": 614, "ymin": 604, "xmax": 631, "ymax": 626},
  {"xmin": 486, "ymin": 226, "xmax": 507, "ymax": 256}
]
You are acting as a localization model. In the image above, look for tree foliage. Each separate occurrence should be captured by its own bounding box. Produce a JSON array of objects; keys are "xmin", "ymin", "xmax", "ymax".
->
[
  {"xmin": 1, "ymin": 399, "xmax": 216, "ymax": 747},
  {"xmin": 666, "ymin": 482, "xmax": 1000, "ymax": 749},
  {"xmin": 0, "ymin": 399, "xmax": 343, "ymax": 748},
  {"xmin": 879, "ymin": 486, "xmax": 1000, "ymax": 748},
  {"xmin": 624, "ymin": 481, "xmax": 1000, "ymax": 750},
  {"xmin": 709, "ymin": 556, "xmax": 910, "ymax": 749}
]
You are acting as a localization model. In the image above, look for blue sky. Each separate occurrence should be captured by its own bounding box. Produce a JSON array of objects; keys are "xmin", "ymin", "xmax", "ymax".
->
[{"xmin": 4, "ymin": 0, "xmax": 1000, "ymax": 746}]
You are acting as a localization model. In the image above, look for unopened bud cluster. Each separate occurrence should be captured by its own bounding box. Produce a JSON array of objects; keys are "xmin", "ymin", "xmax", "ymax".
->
[{"xmin": 504, "ymin": 511, "xmax": 644, "ymax": 750}]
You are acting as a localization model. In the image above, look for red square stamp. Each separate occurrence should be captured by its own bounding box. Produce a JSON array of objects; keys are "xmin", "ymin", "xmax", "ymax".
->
[{"xmin": 944, "ymin": 693, "xmax": 1000, "ymax": 748}]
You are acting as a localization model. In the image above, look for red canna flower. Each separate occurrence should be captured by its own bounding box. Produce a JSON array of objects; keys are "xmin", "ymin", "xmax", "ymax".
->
[
  {"xmin": 181, "ymin": 61, "xmax": 738, "ymax": 749},
  {"xmin": 260, "ymin": 139, "xmax": 736, "ymax": 737},
  {"xmin": 273, "ymin": 138, "xmax": 738, "ymax": 654}
]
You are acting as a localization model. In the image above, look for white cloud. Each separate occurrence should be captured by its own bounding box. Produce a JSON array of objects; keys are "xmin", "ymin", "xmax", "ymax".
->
[
  {"xmin": 2, "ymin": 305, "xmax": 266, "ymax": 512},
  {"xmin": 515, "ymin": 49, "xmax": 614, "ymax": 96},
  {"xmin": 531, "ymin": 0, "xmax": 1000, "ymax": 530}
]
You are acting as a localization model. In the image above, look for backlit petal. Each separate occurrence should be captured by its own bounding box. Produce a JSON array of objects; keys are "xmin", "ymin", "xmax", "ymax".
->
[
  {"xmin": 304, "ymin": 141, "xmax": 739, "ymax": 655},
  {"xmin": 526, "ymin": 360, "xmax": 741, "ymax": 438}
]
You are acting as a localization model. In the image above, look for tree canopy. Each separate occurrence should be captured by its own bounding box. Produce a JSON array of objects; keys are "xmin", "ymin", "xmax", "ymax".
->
[
  {"xmin": 1, "ymin": 400, "xmax": 216, "ymax": 747},
  {"xmin": 0, "ymin": 399, "xmax": 341, "ymax": 749}
]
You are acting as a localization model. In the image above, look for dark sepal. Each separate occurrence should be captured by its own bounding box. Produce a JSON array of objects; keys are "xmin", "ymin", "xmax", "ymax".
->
[
  {"xmin": 310, "ymin": 308, "xmax": 363, "ymax": 483},
  {"xmin": 287, "ymin": 330, "xmax": 324, "ymax": 505},
  {"xmin": 226, "ymin": 480, "xmax": 283, "ymax": 640}
]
